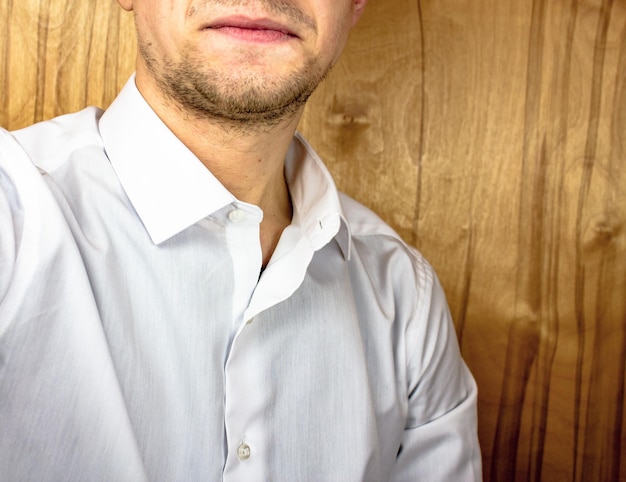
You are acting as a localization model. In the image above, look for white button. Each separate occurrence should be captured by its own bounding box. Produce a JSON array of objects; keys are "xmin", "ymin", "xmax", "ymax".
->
[
  {"xmin": 237, "ymin": 442, "xmax": 251, "ymax": 461},
  {"xmin": 228, "ymin": 209, "xmax": 246, "ymax": 223}
]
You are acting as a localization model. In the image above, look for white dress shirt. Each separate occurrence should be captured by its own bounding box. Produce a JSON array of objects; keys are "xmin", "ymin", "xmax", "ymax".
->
[{"xmin": 0, "ymin": 77, "xmax": 481, "ymax": 481}]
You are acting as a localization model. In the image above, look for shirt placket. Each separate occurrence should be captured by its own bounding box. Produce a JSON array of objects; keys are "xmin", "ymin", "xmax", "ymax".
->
[
  {"xmin": 222, "ymin": 202, "xmax": 263, "ymax": 336},
  {"xmin": 221, "ymin": 202, "xmax": 268, "ymax": 480}
]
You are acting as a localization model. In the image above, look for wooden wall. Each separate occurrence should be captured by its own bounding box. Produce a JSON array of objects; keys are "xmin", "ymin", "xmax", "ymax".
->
[
  {"xmin": 0, "ymin": 0, "xmax": 135, "ymax": 128},
  {"xmin": 2, "ymin": 0, "xmax": 625, "ymax": 480}
]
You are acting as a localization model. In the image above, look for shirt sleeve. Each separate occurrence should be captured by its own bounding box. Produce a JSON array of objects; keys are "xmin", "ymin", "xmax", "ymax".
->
[
  {"xmin": 0, "ymin": 130, "xmax": 26, "ymax": 335},
  {"xmin": 391, "ymin": 262, "xmax": 482, "ymax": 481}
]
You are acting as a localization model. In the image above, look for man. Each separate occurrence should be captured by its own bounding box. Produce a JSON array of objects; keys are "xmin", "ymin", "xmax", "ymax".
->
[{"xmin": 0, "ymin": 0, "xmax": 481, "ymax": 480}]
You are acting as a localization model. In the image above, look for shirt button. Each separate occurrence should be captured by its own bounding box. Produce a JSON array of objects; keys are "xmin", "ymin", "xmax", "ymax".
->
[
  {"xmin": 237, "ymin": 442, "xmax": 251, "ymax": 461},
  {"xmin": 228, "ymin": 209, "xmax": 246, "ymax": 223}
]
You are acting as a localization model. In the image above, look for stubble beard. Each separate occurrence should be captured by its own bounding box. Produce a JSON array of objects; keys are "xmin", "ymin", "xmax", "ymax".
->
[{"xmin": 145, "ymin": 42, "xmax": 329, "ymax": 131}]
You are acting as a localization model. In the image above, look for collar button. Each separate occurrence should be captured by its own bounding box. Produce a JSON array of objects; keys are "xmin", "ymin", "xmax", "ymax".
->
[{"xmin": 228, "ymin": 209, "xmax": 246, "ymax": 223}]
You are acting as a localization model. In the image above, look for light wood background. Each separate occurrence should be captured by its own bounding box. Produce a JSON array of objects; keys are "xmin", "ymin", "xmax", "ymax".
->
[{"xmin": 1, "ymin": 0, "xmax": 625, "ymax": 480}]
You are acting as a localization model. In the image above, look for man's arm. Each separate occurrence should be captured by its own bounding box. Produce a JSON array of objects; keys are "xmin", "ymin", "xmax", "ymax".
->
[
  {"xmin": 392, "ymin": 268, "xmax": 482, "ymax": 481},
  {"xmin": 0, "ymin": 130, "xmax": 28, "ymax": 337}
]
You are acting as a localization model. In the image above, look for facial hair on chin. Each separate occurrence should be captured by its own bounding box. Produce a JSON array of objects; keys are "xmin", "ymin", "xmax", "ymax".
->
[{"xmin": 154, "ymin": 49, "xmax": 328, "ymax": 128}]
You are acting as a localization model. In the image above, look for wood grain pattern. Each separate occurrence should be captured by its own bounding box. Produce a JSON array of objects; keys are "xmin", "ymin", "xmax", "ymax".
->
[
  {"xmin": 0, "ymin": 0, "xmax": 136, "ymax": 129},
  {"xmin": 1, "ymin": 0, "xmax": 625, "ymax": 480}
]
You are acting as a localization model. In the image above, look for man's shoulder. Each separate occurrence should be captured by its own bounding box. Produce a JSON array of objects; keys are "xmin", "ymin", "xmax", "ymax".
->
[
  {"xmin": 0, "ymin": 128, "xmax": 43, "ymax": 187},
  {"xmin": 339, "ymin": 193, "xmax": 400, "ymax": 240},
  {"xmin": 9, "ymin": 107, "xmax": 104, "ymax": 172},
  {"xmin": 0, "ymin": 107, "xmax": 105, "ymax": 266},
  {"xmin": 338, "ymin": 192, "xmax": 433, "ymax": 281},
  {"xmin": 0, "ymin": 127, "xmax": 73, "ymax": 311},
  {"xmin": 339, "ymin": 193, "xmax": 417, "ymax": 252}
]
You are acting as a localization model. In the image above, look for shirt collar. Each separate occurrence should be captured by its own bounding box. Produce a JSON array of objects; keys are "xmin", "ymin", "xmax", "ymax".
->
[
  {"xmin": 286, "ymin": 133, "xmax": 351, "ymax": 260},
  {"xmin": 99, "ymin": 75, "xmax": 351, "ymax": 258}
]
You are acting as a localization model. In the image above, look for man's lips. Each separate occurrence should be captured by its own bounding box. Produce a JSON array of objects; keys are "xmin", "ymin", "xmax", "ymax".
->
[{"xmin": 203, "ymin": 16, "xmax": 299, "ymax": 41}]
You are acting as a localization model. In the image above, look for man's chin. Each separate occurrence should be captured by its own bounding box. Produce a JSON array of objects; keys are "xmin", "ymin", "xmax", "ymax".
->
[{"xmin": 158, "ymin": 66, "xmax": 324, "ymax": 127}]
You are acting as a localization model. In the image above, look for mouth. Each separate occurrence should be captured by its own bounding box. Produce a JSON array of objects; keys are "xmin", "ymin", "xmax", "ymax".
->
[{"xmin": 203, "ymin": 16, "xmax": 300, "ymax": 42}]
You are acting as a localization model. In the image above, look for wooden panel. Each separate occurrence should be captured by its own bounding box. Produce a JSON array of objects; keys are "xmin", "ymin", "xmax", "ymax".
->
[
  {"xmin": 2, "ymin": 0, "xmax": 625, "ymax": 480},
  {"xmin": 0, "ymin": 0, "xmax": 136, "ymax": 129}
]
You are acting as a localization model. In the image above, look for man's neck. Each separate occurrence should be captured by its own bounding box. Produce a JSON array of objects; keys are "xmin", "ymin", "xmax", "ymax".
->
[
  {"xmin": 180, "ymin": 116, "xmax": 297, "ymax": 268},
  {"xmin": 136, "ymin": 76, "xmax": 300, "ymax": 266}
]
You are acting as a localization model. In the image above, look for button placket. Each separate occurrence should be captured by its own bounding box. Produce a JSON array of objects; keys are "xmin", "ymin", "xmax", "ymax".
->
[
  {"xmin": 223, "ymin": 340, "xmax": 268, "ymax": 477},
  {"xmin": 223, "ymin": 203, "xmax": 263, "ymax": 336}
]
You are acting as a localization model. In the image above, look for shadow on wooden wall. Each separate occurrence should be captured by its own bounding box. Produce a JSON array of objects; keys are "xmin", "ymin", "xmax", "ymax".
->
[{"xmin": 2, "ymin": 0, "xmax": 625, "ymax": 480}]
